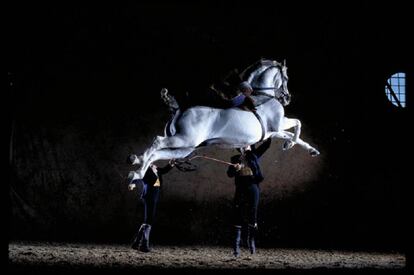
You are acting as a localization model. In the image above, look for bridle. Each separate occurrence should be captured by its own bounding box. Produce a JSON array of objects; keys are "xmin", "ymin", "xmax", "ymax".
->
[
  {"xmin": 253, "ymin": 86, "xmax": 287, "ymax": 100},
  {"xmin": 251, "ymin": 83, "xmax": 289, "ymax": 105},
  {"xmin": 249, "ymin": 64, "xmax": 290, "ymax": 105}
]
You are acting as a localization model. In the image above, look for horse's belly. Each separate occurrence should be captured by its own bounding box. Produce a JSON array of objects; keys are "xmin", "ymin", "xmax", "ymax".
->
[
  {"xmin": 174, "ymin": 107, "xmax": 264, "ymax": 146},
  {"xmin": 210, "ymin": 111, "xmax": 263, "ymax": 144}
]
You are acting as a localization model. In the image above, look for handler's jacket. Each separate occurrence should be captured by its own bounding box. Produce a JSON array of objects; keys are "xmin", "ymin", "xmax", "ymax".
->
[
  {"xmin": 139, "ymin": 164, "xmax": 174, "ymax": 198},
  {"xmin": 227, "ymin": 139, "xmax": 271, "ymax": 185}
]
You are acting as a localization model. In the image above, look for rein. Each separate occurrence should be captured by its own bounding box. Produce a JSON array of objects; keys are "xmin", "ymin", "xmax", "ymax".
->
[
  {"xmin": 252, "ymin": 87, "xmax": 289, "ymax": 105},
  {"xmin": 189, "ymin": 155, "xmax": 236, "ymax": 166},
  {"xmin": 174, "ymin": 154, "xmax": 237, "ymax": 172},
  {"xmin": 252, "ymin": 87, "xmax": 283, "ymax": 98}
]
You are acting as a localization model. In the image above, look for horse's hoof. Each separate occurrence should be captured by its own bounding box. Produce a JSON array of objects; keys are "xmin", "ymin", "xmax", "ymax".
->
[
  {"xmin": 128, "ymin": 154, "xmax": 140, "ymax": 165},
  {"xmin": 309, "ymin": 149, "xmax": 320, "ymax": 157},
  {"xmin": 283, "ymin": 140, "xmax": 294, "ymax": 150}
]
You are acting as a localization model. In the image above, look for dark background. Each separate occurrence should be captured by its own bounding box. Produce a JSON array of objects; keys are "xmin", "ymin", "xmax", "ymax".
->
[{"xmin": 8, "ymin": 2, "xmax": 412, "ymax": 252}]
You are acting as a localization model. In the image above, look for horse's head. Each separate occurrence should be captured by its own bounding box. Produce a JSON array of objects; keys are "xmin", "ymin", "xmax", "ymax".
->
[
  {"xmin": 242, "ymin": 59, "xmax": 291, "ymax": 106},
  {"xmin": 277, "ymin": 60, "xmax": 291, "ymax": 106}
]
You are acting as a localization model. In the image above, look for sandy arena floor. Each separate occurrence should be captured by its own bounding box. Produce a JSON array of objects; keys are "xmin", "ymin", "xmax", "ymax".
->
[{"xmin": 8, "ymin": 241, "xmax": 406, "ymax": 274}]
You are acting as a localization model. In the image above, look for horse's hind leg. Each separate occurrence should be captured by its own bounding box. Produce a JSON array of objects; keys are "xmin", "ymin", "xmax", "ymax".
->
[
  {"xmin": 131, "ymin": 134, "xmax": 200, "ymax": 179},
  {"xmin": 128, "ymin": 135, "xmax": 166, "ymax": 166},
  {"xmin": 141, "ymin": 135, "xmax": 167, "ymax": 164},
  {"xmin": 144, "ymin": 135, "xmax": 199, "ymax": 161},
  {"xmin": 130, "ymin": 133, "xmax": 187, "ymax": 165},
  {"xmin": 128, "ymin": 147, "xmax": 195, "ymax": 183},
  {"xmin": 146, "ymin": 147, "xmax": 195, "ymax": 171}
]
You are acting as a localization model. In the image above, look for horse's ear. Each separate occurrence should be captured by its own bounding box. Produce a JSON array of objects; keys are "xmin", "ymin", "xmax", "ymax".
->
[{"xmin": 283, "ymin": 59, "xmax": 286, "ymax": 66}]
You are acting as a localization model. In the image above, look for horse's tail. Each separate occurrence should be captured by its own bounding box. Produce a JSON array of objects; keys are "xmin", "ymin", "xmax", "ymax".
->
[
  {"xmin": 163, "ymin": 107, "xmax": 181, "ymax": 137},
  {"xmin": 161, "ymin": 88, "xmax": 179, "ymax": 113}
]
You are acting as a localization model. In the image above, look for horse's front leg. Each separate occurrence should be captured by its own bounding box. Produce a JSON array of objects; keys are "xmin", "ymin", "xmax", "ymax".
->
[
  {"xmin": 270, "ymin": 131, "xmax": 294, "ymax": 143},
  {"xmin": 281, "ymin": 117, "xmax": 301, "ymax": 150},
  {"xmin": 271, "ymin": 131, "xmax": 320, "ymax": 157}
]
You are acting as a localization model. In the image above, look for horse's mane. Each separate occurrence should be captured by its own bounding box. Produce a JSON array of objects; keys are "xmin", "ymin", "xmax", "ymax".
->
[{"xmin": 240, "ymin": 59, "xmax": 287, "ymax": 83}]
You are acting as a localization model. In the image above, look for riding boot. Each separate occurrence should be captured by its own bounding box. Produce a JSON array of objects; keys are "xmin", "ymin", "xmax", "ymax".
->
[
  {"xmin": 131, "ymin": 223, "xmax": 146, "ymax": 250},
  {"xmin": 139, "ymin": 224, "xmax": 152, "ymax": 252},
  {"xmin": 247, "ymin": 223, "xmax": 257, "ymax": 254},
  {"xmin": 233, "ymin": 225, "xmax": 242, "ymax": 257}
]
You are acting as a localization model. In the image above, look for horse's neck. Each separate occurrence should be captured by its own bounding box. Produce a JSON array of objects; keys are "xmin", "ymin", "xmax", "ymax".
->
[
  {"xmin": 251, "ymin": 94, "xmax": 273, "ymax": 107},
  {"xmin": 253, "ymin": 97, "xmax": 284, "ymax": 132},
  {"xmin": 247, "ymin": 66, "xmax": 269, "ymax": 83}
]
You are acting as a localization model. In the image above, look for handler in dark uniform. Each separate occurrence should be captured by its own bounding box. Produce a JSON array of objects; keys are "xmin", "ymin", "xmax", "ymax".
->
[
  {"xmin": 130, "ymin": 160, "xmax": 175, "ymax": 252},
  {"xmin": 227, "ymin": 138, "xmax": 271, "ymax": 256}
]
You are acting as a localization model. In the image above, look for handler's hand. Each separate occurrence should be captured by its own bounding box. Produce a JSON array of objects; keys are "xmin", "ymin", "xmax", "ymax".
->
[{"xmin": 128, "ymin": 183, "xmax": 136, "ymax": 191}]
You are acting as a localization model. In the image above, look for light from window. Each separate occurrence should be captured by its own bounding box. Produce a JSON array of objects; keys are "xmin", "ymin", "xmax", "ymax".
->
[{"xmin": 385, "ymin": 72, "xmax": 406, "ymax": 107}]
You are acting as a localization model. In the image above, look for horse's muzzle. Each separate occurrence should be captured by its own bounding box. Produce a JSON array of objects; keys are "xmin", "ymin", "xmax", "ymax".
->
[{"xmin": 282, "ymin": 94, "xmax": 291, "ymax": 106}]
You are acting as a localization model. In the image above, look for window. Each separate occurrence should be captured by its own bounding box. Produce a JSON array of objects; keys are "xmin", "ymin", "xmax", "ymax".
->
[{"xmin": 385, "ymin": 72, "xmax": 406, "ymax": 107}]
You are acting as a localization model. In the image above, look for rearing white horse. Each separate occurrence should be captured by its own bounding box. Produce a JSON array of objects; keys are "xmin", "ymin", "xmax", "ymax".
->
[{"xmin": 128, "ymin": 59, "xmax": 320, "ymax": 182}]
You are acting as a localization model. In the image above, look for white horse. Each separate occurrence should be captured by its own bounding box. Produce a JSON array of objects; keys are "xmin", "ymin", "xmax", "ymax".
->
[{"xmin": 128, "ymin": 59, "xmax": 320, "ymax": 182}]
